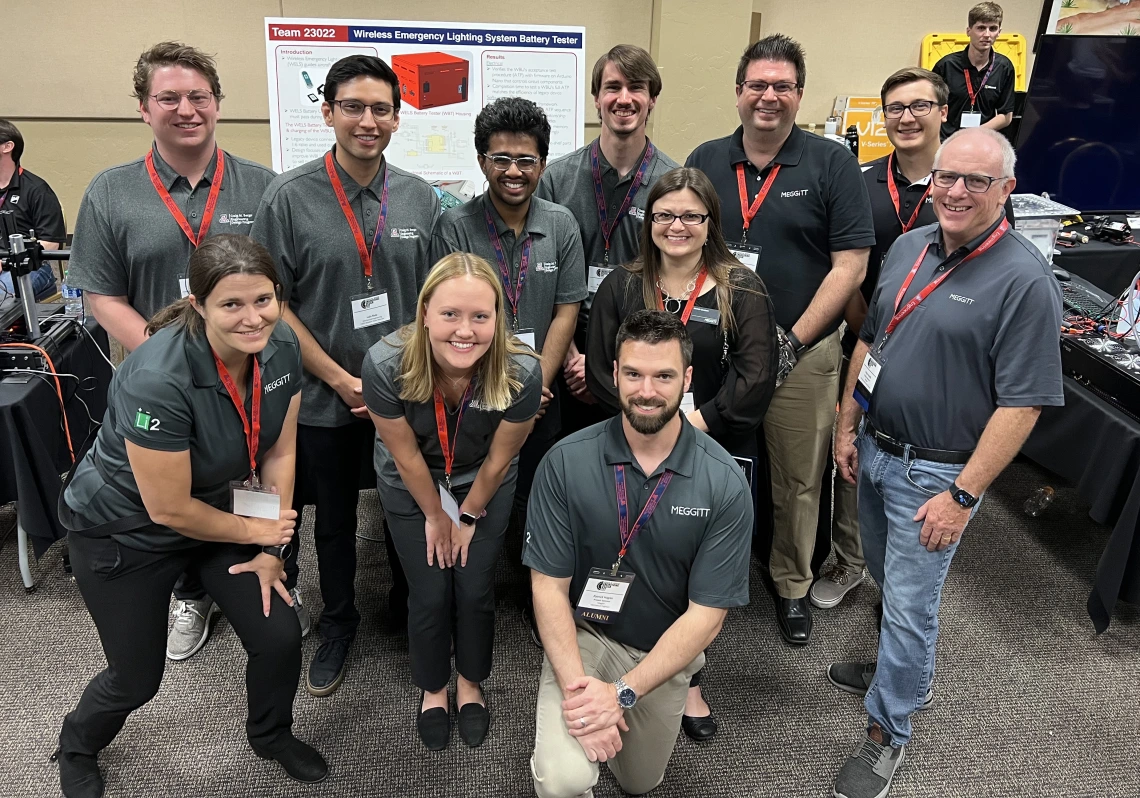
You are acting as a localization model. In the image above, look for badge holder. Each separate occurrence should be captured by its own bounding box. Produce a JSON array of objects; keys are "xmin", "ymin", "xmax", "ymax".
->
[
  {"xmin": 728, "ymin": 242, "xmax": 762, "ymax": 272},
  {"xmin": 514, "ymin": 327, "xmax": 537, "ymax": 350},
  {"xmin": 438, "ymin": 482, "xmax": 462, "ymax": 528},
  {"xmin": 588, "ymin": 264, "xmax": 613, "ymax": 294},
  {"xmin": 681, "ymin": 392, "xmax": 696, "ymax": 415},
  {"xmin": 574, "ymin": 566, "xmax": 636, "ymax": 624},
  {"xmin": 853, "ymin": 353, "xmax": 882, "ymax": 413},
  {"xmin": 231, "ymin": 476, "xmax": 281, "ymax": 520},
  {"xmin": 687, "ymin": 306, "xmax": 720, "ymax": 326},
  {"xmin": 350, "ymin": 291, "xmax": 390, "ymax": 330},
  {"xmin": 177, "ymin": 274, "xmax": 191, "ymax": 299},
  {"xmin": 961, "ymin": 112, "xmax": 982, "ymax": 128}
]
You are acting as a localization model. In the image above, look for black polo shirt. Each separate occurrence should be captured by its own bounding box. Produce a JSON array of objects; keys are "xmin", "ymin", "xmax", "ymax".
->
[
  {"xmin": 523, "ymin": 416, "xmax": 753, "ymax": 653},
  {"xmin": 63, "ymin": 321, "xmax": 303, "ymax": 552},
  {"xmin": 932, "ymin": 47, "xmax": 1016, "ymax": 139},
  {"xmin": 0, "ymin": 167, "xmax": 67, "ymax": 242},
  {"xmin": 686, "ymin": 125, "xmax": 876, "ymax": 334}
]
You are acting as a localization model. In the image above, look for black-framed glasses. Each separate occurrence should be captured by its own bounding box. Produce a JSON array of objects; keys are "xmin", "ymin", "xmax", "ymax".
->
[
  {"xmin": 738, "ymin": 80, "xmax": 800, "ymax": 96},
  {"xmin": 931, "ymin": 169, "xmax": 1008, "ymax": 193},
  {"xmin": 651, "ymin": 212, "xmax": 710, "ymax": 226},
  {"xmin": 882, "ymin": 100, "xmax": 940, "ymax": 119},
  {"xmin": 150, "ymin": 90, "xmax": 216, "ymax": 110},
  {"xmin": 331, "ymin": 100, "xmax": 396, "ymax": 120},
  {"xmin": 482, "ymin": 154, "xmax": 541, "ymax": 173}
]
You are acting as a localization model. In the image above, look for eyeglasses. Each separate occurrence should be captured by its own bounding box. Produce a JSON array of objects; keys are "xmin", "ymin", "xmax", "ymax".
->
[
  {"xmin": 882, "ymin": 100, "xmax": 939, "ymax": 118},
  {"xmin": 150, "ymin": 90, "xmax": 216, "ymax": 110},
  {"xmin": 930, "ymin": 170, "xmax": 1008, "ymax": 193},
  {"xmin": 651, "ymin": 212, "xmax": 710, "ymax": 226},
  {"xmin": 331, "ymin": 100, "xmax": 396, "ymax": 121},
  {"xmin": 482, "ymin": 154, "xmax": 541, "ymax": 173},
  {"xmin": 738, "ymin": 80, "xmax": 800, "ymax": 97}
]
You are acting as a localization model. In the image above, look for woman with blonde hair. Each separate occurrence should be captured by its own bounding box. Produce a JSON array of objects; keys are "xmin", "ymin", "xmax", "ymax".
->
[{"xmin": 361, "ymin": 252, "xmax": 542, "ymax": 750}]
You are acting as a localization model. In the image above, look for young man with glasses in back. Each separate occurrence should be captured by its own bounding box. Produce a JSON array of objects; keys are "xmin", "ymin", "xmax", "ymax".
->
[
  {"xmin": 251, "ymin": 54, "xmax": 436, "ymax": 698},
  {"xmin": 932, "ymin": 2, "xmax": 1015, "ymax": 138},
  {"xmin": 67, "ymin": 42, "xmax": 280, "ymax": 664}
]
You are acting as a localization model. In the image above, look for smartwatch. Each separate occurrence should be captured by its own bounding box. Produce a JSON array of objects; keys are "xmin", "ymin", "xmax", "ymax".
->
[
  {"xmin": 262, "ymin": 543, "xmax": 292, "ymax": 561},
  {"xmin": 614, "ymin": 677, "xmax": 637, "ymax": 710},
  {"xmin": 459, "ymin": 511, "xmax": 479, "ymax": 526},
  {"xmin": 785, "ymin": 329, "xmax": 807, "ymax": 355},
  {"xmin": 949, "ymin": 482, "xmax": 979, "ymax": 509}
]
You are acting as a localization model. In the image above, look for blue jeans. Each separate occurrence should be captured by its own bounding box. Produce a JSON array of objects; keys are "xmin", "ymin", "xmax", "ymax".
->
[
  {"xmin": 0, "ymin": 263, "xmax": 57, "ymax": 299},
  {"xmin": 856, "ymin": 429, "xmax": 981, "ymax": 745}
]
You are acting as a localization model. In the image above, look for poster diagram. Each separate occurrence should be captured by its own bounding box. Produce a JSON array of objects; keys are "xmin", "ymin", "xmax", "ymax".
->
[{"xmin": 265, "ymin": 19, "xmax": 586, "ymax": 182}]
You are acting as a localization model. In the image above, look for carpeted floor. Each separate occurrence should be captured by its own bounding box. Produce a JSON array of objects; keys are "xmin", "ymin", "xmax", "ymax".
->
[{"xmin": 1, "ymin": 457, "xmax": 1137, "ymax": 798}]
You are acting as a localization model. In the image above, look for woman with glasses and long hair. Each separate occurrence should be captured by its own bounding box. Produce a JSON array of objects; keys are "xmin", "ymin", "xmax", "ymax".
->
[
  {"xmin": 361, "ymin": 252, "xmax": 542, "ymax": 751},
  {"xmin": 55, "ymin": 235, "xmax": 326, "ymax": 797},
  {"xmin": 585, "ymin": 166, "xmax": 777, "ymax": 743}
]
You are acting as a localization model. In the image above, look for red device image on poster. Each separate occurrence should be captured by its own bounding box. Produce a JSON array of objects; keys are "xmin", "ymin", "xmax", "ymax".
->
[{"xmin": 393, "ymin": 52, "xmax": 470, "ymax": 110}]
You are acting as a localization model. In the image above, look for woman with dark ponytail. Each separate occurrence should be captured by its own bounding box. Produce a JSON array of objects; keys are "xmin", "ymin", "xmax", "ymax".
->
[{"xmin": 55, "ymin": 234, "xmax": 327, "ymax": 796}]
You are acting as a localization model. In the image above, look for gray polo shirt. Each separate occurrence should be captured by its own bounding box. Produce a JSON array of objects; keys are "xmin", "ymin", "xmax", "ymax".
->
[
  {"xmin": 859, "ymin": 216, "xmax": 1064, "ymax": 451},
  {"xmin": 428, "ymin": 193, "xmax": 587, "ymax": 351},
  {"xmin": 63, "ymin": 321, "xmax": 302, "ymax": 553},
  {"xmin": 523, "ymin": 416, "xmax": 753, "ymax": 653},
  {"xmin": 535, "ymin": 139, "xmax": 679, "ymax": 338},
  {"xmin": 251, "ymin": 149, "xmax": 440, "ymax": 428},
  {"xmin": 361, "ymin": 332, "xmax": 543, "ymax": 489},
  {"xmin": 67, "ymin": 145, "xmax": 275, "ymax": 321}
]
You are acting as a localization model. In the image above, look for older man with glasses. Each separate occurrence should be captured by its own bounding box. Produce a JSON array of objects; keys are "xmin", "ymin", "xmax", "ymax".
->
[{"xmin": 827, "ymin": 127, "xmax": 1062, "ymax": 798}]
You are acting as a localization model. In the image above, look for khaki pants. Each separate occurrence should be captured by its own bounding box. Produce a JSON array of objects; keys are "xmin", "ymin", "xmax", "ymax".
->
[
  {"xmin": 766, "ymin": 330, "xmax": 842, "ymax": 598},
  {"xmin": 831, "ymin": 352, "xmax": 864, "ymax": 572},
  {"xmin": 530, "ymin": 621, "xmax": 704, "ymax": 798}
]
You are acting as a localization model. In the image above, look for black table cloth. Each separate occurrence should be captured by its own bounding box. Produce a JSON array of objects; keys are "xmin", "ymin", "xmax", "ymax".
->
[
  {"xmin": 0, "ymin": 320, "xmax": 111, "ymax": 557},
  {"xmin": 1053, "ymin": 223, "xmax": 1140, "ymax": 298}
]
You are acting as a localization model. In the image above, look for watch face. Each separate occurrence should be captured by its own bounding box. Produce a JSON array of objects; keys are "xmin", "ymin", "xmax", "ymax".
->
[
  {"xmin": 618, "ymin": 687, "xmax": 636, "ymax": 708},
  {"xmin": 953, "ymin": 490, "xmax": 974, "ymax": 507}
]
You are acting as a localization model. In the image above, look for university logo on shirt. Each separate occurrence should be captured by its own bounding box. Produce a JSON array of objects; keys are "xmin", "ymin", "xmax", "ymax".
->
[
  {"xmin": 390, "ymin": 227, "xmax": 420, "ymax": 240},
  {"xmin": 217, "ymin": 213, "xmax": 254, "ymax": 225}
]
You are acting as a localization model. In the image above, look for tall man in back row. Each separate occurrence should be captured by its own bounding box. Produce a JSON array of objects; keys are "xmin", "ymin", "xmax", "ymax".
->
[
  {"xmin": 932, "ymin": 2, "xmax": 1015, "ymax": 138},
  {"xmin": 686, "ymin": 34, "xmax": 875, "ymax": 646},
  {"xmin": 827, "ymin": 128, "xmax": 1062, "ymax": 798}
]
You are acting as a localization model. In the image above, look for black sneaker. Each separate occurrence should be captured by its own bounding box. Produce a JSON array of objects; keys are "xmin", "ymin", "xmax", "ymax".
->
[
  {"xmin": 53, "ymin": 747, "xmax": 104, "ymax": 798},
  {"xmin": 833, "ymin": 724, "xmax": 906, "ymax": 798},
  {"xmin": 306, "ymin": 637, "xmax": 351, "ymax": 697},
  {"xmin": 827, "ymin": 661, "xmax": 933, "ymax": 710}
]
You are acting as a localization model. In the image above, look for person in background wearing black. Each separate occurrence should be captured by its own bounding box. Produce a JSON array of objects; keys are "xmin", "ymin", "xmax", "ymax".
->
[
  {"xmin": 55, "ymin": 235, "xmax": 326, "ymax": 797},
  {"xmin": 932, "ymin": 2, "xmax": 1015, "ymax": 138},
  {"xmin": 0, "ymin": 119, "xmax": 66, "ymax": 299},
  {"xmin": 586, "ymin": 167, "xmax": 777, "ymax": 741}
]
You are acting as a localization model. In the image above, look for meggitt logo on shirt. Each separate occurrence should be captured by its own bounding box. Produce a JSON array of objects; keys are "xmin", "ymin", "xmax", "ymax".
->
[
  {"xmin": 671, "ymin": 506, "xmax": 711, "ymax": 517},
  {"xmin": 264, "ymin": 374, "xmax": 292, "ymax": 393},
  {"xmin": 780, "ymin": 190, "xmax": 810, "ymax": 198}
]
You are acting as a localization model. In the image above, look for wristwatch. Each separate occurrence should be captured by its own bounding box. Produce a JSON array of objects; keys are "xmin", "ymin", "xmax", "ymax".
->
[
  {"xmin": 785, "ymin": 330, "xmax": 808, "ymax": 355},
  {"xmin": 614, "ymin": 677, "xmax": 637, "ymax": 710},
  {"xmin": 262, "ymin": 543, "xmax": 292, "ymax": 561},
  {"xmin": 949, "ymin": 482, "xmax": 979, "ymax": 509},
  {"xmin": 459, "ymin": 511, "xmax": 479, "ymax": 527}
]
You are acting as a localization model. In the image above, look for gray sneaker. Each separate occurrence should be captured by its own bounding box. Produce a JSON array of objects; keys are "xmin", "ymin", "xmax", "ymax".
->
[
  {"xmin": 166, "ymin": 598, "xmax": 218, "ymax": 661},
  {"xmin": 833, "ymin": 725, "xmax": 906, "ymax": 798},
  {"xmin": 828, "ymin": 661, "xmax": 933, "ymax": 710},
  {"xmin": 291, "ymin": 587, "xmax": 311, "ymax": 638},
  {"xmin": 810, "ymin": 565, "xmax": 866, "ymax": 609}
]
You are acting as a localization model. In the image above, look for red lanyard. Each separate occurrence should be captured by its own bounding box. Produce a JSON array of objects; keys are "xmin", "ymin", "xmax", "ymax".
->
[
  {"xmin": 212, "ymin": 351, "xmax": 262, "ymax": 483},
  {"xmin": 657, "ymin": 266, "xmax": 709, "ymax": 324},
  {"xmin": 324, "ymin": 151, "xmax": 390, "ymax": 287},
  {"xmin": 145, "ymin": 149, "xmax": 225, "ymax": 248},
  {"xmin": 880, "ymin": 219, "xmax": 1009, "ymax": 351},
  {"xmin": 963, "ymin": 54, "xmax": 998, "ymax": 112},
  {"xmin": 736, "ymin": 163, "xmax": 781, "ymax": 239},
  {"xmin": 434, "ymin": 380, "xmax": 475, "ymax": 489},
  {"xmin": 483, "ymin": 205, "xmax": 532, "ymax": 325},
  {"xmin": 590, "ymin": 139, "xmax": 655, "ymax": 266},
  {"xmin": 612, "ymin": 464, "xmax": 673, "ymax": 573},
  {"xmin": 0, "ymin": 167, "xmax": 23, "ymax": 210},
  {"xmin": 886, "ymin": 154, "xmax": 931, "ymax": 234}
]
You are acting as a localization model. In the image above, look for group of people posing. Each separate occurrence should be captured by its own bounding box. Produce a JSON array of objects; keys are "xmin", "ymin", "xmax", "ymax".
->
[{"xmin": 46, "ymin": 4, "xmax": 1062, "ymax": 797}]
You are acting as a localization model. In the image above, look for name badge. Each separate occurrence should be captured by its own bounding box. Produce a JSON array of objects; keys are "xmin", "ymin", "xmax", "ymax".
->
[
  {"xmin": 438, "ymin": 482, "xmax": 462, "ymax": 528},
  {"xmin": 681, "ymin": 392, "xmax": 696, "ymax": 415},
  {"xmin": 515, "ymin": 328, "xmax": 537, "ymax": 350},
  {"xmin": 853, "ymin": 353, "xmax": 882, "ymax": 412},
  {"xmin": 350, "ymin": 292, "xmax": 390, "ymax": 330},
  {"xmin": 588, "ymin": 264, "xmax": 613, "ymax": 294},
  {"xmin": 961, "ymin": 112, "xmax": 982, "ymax": 128},
  {"xmin": 733, "ymin": 455, "xmax": 755, "ymax": 488},
  {"xmin": 728, "ymin": 243, "xmax": 762, "ymax": 271},
  {"xmin": 231, "ymin": 482, "xmax": 281, "ymax": 520},
  {"xmin": 574, "ymin": 566, "xmax": 636, "ymax": 624},
  {"xmin": 688, "ymin": 306, "xmax": 720, "ymax": 326},
  {"xmin": 178, "ymin": 275, "xmax": 190, "ymax": 299}
]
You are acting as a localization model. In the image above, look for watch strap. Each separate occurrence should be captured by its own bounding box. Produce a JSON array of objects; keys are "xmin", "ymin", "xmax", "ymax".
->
[{"xmin": 785, "ymin": 329, "xmax": 806, "ymax": 354}]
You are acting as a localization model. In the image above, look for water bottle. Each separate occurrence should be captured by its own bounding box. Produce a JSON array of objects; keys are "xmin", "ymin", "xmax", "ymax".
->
[
  {"xmin": 62, "ymin": 270, "xmax": 85, "ymax": 322},
  {"xmin": 1023, "ymin": 486, "xmax": 1055, "ymax": 517}
]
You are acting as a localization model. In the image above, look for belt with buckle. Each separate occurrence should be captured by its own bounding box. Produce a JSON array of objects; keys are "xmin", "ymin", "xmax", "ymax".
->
[{"xmin": 864, "ymin": 422, "xmax": 973, "ymax": 465}]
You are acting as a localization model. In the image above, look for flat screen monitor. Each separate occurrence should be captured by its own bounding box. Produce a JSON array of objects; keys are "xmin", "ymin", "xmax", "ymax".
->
[{"xmin": 1014, "ymin": 35, "xmax": 1140, "ymax": 214}]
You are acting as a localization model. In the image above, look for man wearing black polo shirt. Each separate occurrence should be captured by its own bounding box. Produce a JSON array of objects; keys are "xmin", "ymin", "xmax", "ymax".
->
[
  {"xmin": 932, "ymin": 2, "xmax": 1015, "ymax": 138},
  {"xmin": 686, "ymin": 34, "xmax": 875, "ymax": 645},
  {"xmin": 536, "ymin": 45, "xmax": 678, "ymax": 435},
  {"xmin": 0, "ymin": 120, "xmax": 65, "ymax": 299},
  {"xmin": 525, "ymin": 310, "xmax": 752, "ymax": 798},
  {"xmin": 827, "ymin": 128, "xmax": 1062, "ymax": 798}
]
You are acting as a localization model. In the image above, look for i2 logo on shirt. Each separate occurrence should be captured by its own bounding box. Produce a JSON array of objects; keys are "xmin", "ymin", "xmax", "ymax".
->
[{"xmin": 134, "ymin": 408, "xmax": 160, "ymax": 432}]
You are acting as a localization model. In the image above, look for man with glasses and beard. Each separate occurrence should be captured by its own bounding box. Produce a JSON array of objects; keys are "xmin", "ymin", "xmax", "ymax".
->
[{"xmin": 523, "ymin": 310, "xmax": 753, "ymax": 798}]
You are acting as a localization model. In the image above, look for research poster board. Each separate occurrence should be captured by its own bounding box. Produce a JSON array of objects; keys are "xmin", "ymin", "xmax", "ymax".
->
[{"xmin": 264, "ymin": 18, "xmax": 587, "ymax": 181}]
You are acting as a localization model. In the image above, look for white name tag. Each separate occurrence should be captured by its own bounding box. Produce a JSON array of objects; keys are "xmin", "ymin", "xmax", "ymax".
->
[
  {"xmin": 438, "ymin": 482, "xmax": 461, "ymax": 528},
  {"xmin": 578, "ymin": 572, "xmax": 633, "ymax": 612},
  {"xmin": 178, "ymin": 276, "xmax": 191, "ymax": 299},
  {"xmin": 728, "ymin": 247, "xmax": 760, "ymax": 271},
  {"xmin": 350, "ymin": 292, "xmax": 390, "ymax": 330},
  {"xmin": 588, "ymin": 265, "xmax": 613, "ymax": 294},
  {"xmin": 853, "ymin": 353, "xmax": 882, "ymax": 413},
  {"xmin": 961, "ymin": 112, "xmax": 982, "ymax": 128},
  {"xmin": 232, "ymin": 485, "xmax": 281, "ymax": 520},
  {"xmin": 516, "ymin": 328, "xmax": 537, "ymax": 350},
  {"xmin": 681, "ymin": 392, "xmax": 695, "ymax": 414}
]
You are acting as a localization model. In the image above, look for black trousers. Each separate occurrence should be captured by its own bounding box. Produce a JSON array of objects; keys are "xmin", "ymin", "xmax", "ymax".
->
[
  {"xmin": 283, "ymin": 421, "xmax": 407, "ymax": 641},
  {"xmin": 378, "ymin": 476, "xmax": 515, "ymax": 692},
  {"xmin": 60, "ymin": 533, "xmax": 300, "ymax": 756}
]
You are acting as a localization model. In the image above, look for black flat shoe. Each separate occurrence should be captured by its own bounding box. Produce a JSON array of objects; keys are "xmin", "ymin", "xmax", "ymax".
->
[
  {"xmin": 776, "ymin": 596, "xmax": 813, "ymax": 645},
  {"xmin": 681, "ymin": 713, "xmax": 718, "ymax": 742},
  {"xmin": 458, "ymin": 702, "xmax": 490, "ymax": 748},
  {"xmin": 53, "ymin": 748, "xmax": 104, "ymax": 798},
  {"xmin": 417, "ymin": 693, "xmax": 451, "ymax": 751},
  {"xmin": 251, "ymin": 733, "xmax": 328, "ymax": 784}
]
